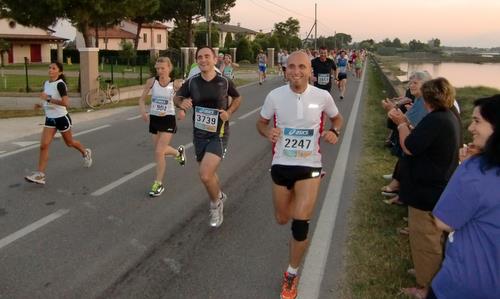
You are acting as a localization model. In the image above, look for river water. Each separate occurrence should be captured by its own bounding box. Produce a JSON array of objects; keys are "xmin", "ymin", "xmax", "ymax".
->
[{"xmin": 398, "ymin": 62, "xmax": 500, "ymax": 90}]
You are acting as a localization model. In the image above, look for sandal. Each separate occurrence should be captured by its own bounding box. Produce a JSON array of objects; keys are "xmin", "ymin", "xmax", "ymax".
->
[
  {"xmin": 398, "ymin": 227, "xmax": 409, "ymax": 235},
  {"xmin": 383, "ymin": 196, "xmax": 404, "ymax": 205},
  {"xmin": 401, "ymin": 287, "xmax": 427, "ymax": 299},
  {"xmin": 381, "ymin": 185, "xmax": 399, "ymax": 197}
]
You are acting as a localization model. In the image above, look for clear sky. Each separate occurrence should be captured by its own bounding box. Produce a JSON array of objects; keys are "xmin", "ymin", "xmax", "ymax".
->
[
  {"xmin": 227, "ymin": 0, "xmax": 500, "ymax": 48},
  {"xmin": 53, "ymin": 0, "xmax": 500, "ymax": 48}
]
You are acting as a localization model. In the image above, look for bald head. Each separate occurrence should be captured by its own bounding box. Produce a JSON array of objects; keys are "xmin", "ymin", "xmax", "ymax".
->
[
  {"xmin": 287, "ymin": 51, "xmax": 311, "ymax": 68},
  {"xmin": 286, "ymin": 51, "xmax": 312, "ymax": 92}
]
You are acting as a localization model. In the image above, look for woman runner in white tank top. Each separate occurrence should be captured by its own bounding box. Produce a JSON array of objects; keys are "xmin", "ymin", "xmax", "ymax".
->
[
  {"xmin": 138, "ymin": 57, "xmax": 186, "ymax": 197},
  {"xmin": 25, "ymin": 62, "xmax": 92, "ymax": 185}
]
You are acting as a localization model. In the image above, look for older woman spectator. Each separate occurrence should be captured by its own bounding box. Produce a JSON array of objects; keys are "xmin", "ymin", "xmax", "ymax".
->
[
  {"xmin": 388, "ymin": 77, "xmax": 461, "ymax": 298},
  {"xmin": 381, "ymin": 71, "xmax": 431, "ymax": 203},
  {"xmin": 427, "ymin": 95, "xmax": 500, "ymax": 299}
]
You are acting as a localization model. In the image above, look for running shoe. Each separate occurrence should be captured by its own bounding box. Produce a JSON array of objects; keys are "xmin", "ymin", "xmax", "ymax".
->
[
  {"xmin": 209, "ymin": 192, "xmax": 226, "ymax": 227},
  {"xmin": 280, "ymin": 272, "xmax": 299, "ymax": 299},
  {"xmin": 175, "ymin": 145, "xmax": 186, "ymax": 166},
  {"xmin": 25, "ymin": 171, "xmax": 46, "ymax": 185},
  {"xmin": 83, "ymin": 148, "xmax": 93, "ymax": 168},
  {"xmin": 149, "ymin": 181, "xmax": 164, "ymax": 197}
]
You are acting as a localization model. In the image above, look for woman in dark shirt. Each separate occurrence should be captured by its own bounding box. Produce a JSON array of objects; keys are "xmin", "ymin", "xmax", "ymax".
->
[{"xmin": 388, "ymin": 77, "xmax": 461, "ymax": 299}]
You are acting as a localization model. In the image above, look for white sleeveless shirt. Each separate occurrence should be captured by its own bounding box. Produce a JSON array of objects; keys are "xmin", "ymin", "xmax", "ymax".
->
[
  {"xmin": 149, "ymin": 79, "xmax": 176, "ymax": 117},
  {"xmin": 43, "ymin": 79, "xmax": 68, "ymax": 118}
]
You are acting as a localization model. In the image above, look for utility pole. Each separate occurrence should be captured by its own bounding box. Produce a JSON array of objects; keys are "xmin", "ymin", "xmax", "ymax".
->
[
  {"xmin": 206, "ymin": 0, "xmax": 211, "ymax": 47},
  {"xmin": 314, "ymin": 3, "xmax": 317, "ymax": 50}
]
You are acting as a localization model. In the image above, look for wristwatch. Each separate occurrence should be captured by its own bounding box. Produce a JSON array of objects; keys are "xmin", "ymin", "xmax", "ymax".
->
[
  {"xmin": 46, "ymin": 95, "xmax": 52, "ymax": 103},
  {"xmin": 329, "ymin": 127, "xmax": 340, "ymax": 137}
]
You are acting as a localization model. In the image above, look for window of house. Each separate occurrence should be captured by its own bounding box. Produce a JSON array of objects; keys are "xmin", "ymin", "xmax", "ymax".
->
[
  {"xmin": 143, "ymin": 33, "xmax": 147, "ymax": 43},
  {"xmin": 157, "ymin": 34, "xmax": 161, "ymax": 43}
]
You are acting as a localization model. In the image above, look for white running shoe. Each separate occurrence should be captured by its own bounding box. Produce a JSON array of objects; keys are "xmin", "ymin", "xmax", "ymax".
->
[
  {"xmin": 83, "ymin": 148, "xmax": 93, "ymax": 168},
  {"xmin": 209, "ymin": 192, "xmax": 226, "ymax": 228},
  {"xmin": 25, "ymin": 171, "xmax": 46, "ymax": 185}
]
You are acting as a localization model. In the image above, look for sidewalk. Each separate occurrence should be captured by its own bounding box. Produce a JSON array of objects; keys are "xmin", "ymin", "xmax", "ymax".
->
[{"xmin": 0, "ymin": 106, "xmax": 136, "ymax": 143}]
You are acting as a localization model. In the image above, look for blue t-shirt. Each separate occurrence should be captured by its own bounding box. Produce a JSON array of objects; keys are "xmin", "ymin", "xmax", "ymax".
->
[
  {"xmin": 405, "ymin": 97, "xmax": 427, "ymax": 127},
  {"xmin": 432, "ymin": 157, "xmax": 500, "ymax": 299},
  {"xmin": 336, "ymin": 57, "xmax": 348, "ymax": 73}
]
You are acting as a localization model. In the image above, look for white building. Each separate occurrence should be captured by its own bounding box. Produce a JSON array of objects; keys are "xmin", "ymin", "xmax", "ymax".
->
[
  {"xmin": 0, "ymin": 18, "xmax": 67, "ymax": 64},
  {"xmin": 75, "ymin": 20, "xmax": 169, "ymax": 50}
]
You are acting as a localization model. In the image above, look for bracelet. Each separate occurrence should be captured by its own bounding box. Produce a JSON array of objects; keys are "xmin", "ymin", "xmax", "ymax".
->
[
  {"xmin": 397, "ymin": 123, "xmax": 408, "ymax": 130},
  {"xmin": 329, "ymin": 127, "xmax": 340, "ymax": 137}
]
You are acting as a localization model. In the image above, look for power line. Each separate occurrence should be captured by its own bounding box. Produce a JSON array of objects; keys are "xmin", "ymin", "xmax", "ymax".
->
[
  {"xmin": 261, "ymin": 0, "xmax": 315, "ymax": 21},
  {"xmin": 248, "ymin": 0, "xmax": 290, "ymax": 20}
]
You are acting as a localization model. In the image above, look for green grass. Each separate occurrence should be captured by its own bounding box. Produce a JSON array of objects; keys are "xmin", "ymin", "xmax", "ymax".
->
[
  {"xmin": 0, "ymin": 74, "xmax": 145, "ymax": 92},
  {"xmin": 0, "ymin": 75, "xmax": 79, "ymax": 92},
  {"xmin": 339, "ymin": 60, "xmax": 414, "ymax": 299},
  {"xmin": 2, "ymin": 62, "xmax": 147, "ymax": 74},
  {"xmin": 340, "ymin": 59, "xmax": 500, "ymax": 298}
]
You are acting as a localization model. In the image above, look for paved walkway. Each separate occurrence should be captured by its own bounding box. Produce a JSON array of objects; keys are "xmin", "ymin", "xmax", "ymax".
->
[{"xmin": 0, "ymin": 106, "xmax": 136, "ymax": 143}]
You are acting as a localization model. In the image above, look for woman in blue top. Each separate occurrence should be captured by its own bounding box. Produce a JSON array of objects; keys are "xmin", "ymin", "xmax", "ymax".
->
[{"xmin": 429, "ymin": 95, "xmax": 500, "ymax": 299}]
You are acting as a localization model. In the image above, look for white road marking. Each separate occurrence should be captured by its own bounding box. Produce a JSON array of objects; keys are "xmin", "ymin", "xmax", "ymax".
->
[
  {"xmin": 0, "ymin": 209, "xmax": 70, "ymax": 250},
  {"xmin": 0, "ymin": 151, "xmax": 6, "ymax": 154},
  {"xmin": 0, "ymin": 124, "xmax": 111, "ymax": 159},
  {"xmin": 237, "ymin": 106, "xmax": 262, "ymax": 120},
  {"xmin": 127, "ymin": 115, "xmax": 142, "ymax": 121},
  {"xmin": 298, "ymin": 62, "xmax": 367, "ymax": 299},
  {"xmin": 229, "ymin": 121, "xmax": 236, "ymax": 126},
  {"xmin": 73, "ymin": 124, "xmax": 111, "ymax": 137},
  {"xmin": 91, "ymin": 163, "xmax": 156, "ymax": 196},
  {"xmin": 92, "ymin": 143, "xmax": 193, "ymax": 196},
  {"xmin": 12, "ymin": 141, "xmax": 39, "ymax": 147},
  {"xmin": 0, "ymin": 143, "xmax": 40, "ymax": 159}
]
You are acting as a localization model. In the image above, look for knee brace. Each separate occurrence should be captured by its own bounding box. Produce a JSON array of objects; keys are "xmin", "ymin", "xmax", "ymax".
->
[{"xmin": 291, "ymin": 219, "xmax": 310, "ymax": 241}]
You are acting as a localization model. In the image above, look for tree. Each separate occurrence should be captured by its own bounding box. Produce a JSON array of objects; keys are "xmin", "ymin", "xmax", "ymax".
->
[
  {"xmin": 429, "ymin": 38, "xmax": 441, "ymax": 48},
  {"xmin": 1, "ymin": 0, "xmax": 129, "ymax": 47},
  {"xmin": 194, "ymin": 23, "xmax": 219, "ymax": 48},
  {"xmin": 223, "ymin": 32, "xmax": 233, "ymax": 48},
  {"xmin": 0, "ymin": 39, "xmax": 10, "ymax": 67},
  {"xmin": 272, "ymin": 17, "xmax": 300, "ymax": 51},
  {"xmin": 119, "ymin": 40, "xmax": 136, "ymax": 66},
  {"xmin": 334, "ymin": 33, "xmax": 352, "ymax": 48},
  {"xmin": 408, "ymin": 39, "xmax": 429, "ymax": 51},
  {"xmin": 126, "ymin": 0, "xmax": 160, "ymax": 50},
  {"xmin": 157, "ymin": 0, "xmax": 236, "ymax": 47},
  {"xmin": 236, "ymin": 37, "xmax": 253, "ymax": 62},
  {"xmin": 393, "ymin": 37, "xmax": 402, "ymax": 48}
]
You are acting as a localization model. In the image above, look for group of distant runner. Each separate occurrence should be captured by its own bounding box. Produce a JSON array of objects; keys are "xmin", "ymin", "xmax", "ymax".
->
[{"xmin": 23, "ymin": 46, "xmax": 361, "ymax": 299}]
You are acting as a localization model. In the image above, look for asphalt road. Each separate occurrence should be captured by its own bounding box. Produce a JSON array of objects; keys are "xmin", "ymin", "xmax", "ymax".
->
[{"xmin": 0, "ymin": 70, "xmax": 366, "ymax": 299}]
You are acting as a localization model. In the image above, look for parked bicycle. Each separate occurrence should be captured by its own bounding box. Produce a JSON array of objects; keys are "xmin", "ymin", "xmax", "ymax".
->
[{"xmin": 85, "ymin": 76, "xmax": 120, "ymax": 108}]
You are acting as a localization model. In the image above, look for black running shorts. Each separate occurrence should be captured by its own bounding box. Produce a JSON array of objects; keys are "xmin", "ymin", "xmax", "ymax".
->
[
  {"xmin": 44, "ymin": 114, "xmax": 72, "ymax": 132},
  {"xmin": 149, "ymin": 115, "xmax": 177, "ymax": 134},
  {"xmin": 194, "ymin": 136, "xmax": 228, "ymax": 162},
  {"xmin": 271, "ymin": 165, "xmax": 322, "ymax": 190}
]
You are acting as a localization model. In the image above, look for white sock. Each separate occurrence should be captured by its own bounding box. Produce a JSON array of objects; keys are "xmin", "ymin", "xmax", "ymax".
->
[
  {"xmin": 210, "ymin": 199, "xmax": 221, "ymax": 209},
  {"xmin": 287, "ymin": 265, "xmax": 298, "ymax": 276}
]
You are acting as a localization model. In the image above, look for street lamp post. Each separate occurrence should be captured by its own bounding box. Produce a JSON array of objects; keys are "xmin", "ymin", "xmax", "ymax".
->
[{"xmin": 206, "ymin": 0, "xmax": 211, "ymax": 47}]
